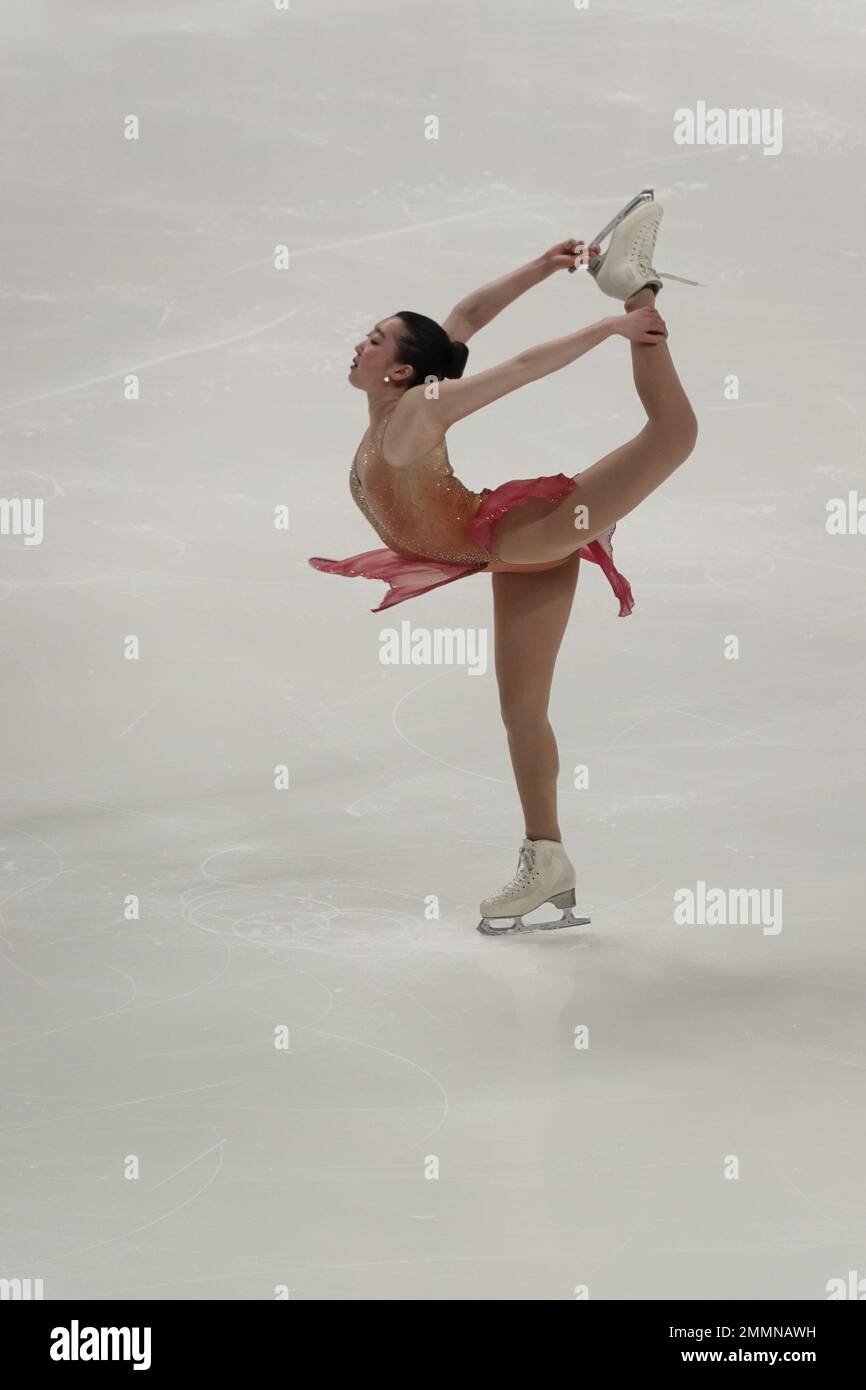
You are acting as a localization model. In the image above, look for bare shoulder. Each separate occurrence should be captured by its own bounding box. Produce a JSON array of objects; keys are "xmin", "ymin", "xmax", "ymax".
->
[{"xmin": 382, "ymin": 386, "xmax": 448, "ymax": 467}]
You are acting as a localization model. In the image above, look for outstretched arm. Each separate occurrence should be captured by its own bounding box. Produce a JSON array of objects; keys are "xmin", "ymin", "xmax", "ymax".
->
[
  {"xmin": 428, "ymin": 306, "xmax": 666, "ymax": 429},
  {"xmin": 441, "ymin": 239, "xmax": 600, "ymax": 341}
]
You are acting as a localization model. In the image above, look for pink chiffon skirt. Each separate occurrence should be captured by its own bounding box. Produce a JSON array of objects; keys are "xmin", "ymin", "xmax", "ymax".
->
[{"xmin": 309, "ymin": 473, "xmax": 634, "ymax": 616}]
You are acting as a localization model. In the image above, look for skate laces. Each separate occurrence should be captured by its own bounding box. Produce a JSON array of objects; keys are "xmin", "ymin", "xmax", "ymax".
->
[
  {"xmin": 632, "ymin": 214, "xmax": 703, "ymax": 288},
  {"xmin": 491, "ymin": 843, "xmax": 538, "ymax": 901},
  {"xmin": 631, "ymin": 217, "xmax": 659, "ymax": 276}
]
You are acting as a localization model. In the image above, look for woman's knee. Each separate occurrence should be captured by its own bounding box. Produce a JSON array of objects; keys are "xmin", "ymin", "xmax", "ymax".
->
[
  {"xmin": 652, "ymin": 408, "xmax": 698, "ymax": 461},
  {"xmin": 682, "ymin": 408, "xmax": 699, "ymax": 454},
  {"xmin": 499, "ymin": 698, "xmax": 550, "ymax": 734}
]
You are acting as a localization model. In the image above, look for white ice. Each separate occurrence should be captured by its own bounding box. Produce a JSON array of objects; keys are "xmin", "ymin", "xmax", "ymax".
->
[{"xmin": 1, "ymin": 0, "xmax": 864, "ymax": 1301}]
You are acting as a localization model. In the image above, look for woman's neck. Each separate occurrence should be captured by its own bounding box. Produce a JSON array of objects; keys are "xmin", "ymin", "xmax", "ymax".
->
[{"xmin": 367, "ymin": 392, "xmax": 401, "ymax": 425}]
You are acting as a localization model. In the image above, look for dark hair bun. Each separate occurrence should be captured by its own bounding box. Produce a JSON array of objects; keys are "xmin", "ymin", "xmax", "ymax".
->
[
  {"xmin": 394, "ymin": 312, "xmax": 469, "ymax": 385},
  {"xmin": 446, "ymin": 339, "xmax": 469, "ymax": 379}
]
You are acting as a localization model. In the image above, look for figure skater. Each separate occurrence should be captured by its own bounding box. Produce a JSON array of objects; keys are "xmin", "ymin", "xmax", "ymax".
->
[{"xmin": 310, "ymin": 194, "xmax": 698, "ymax": 934}]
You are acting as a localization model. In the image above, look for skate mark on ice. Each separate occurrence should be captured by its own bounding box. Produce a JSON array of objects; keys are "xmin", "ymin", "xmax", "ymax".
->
[
  {"xmin": 390, "ymin": 681, "xmax": 510, "ymax": 786},
  {"xmin": 35, "ymin": 1130, "xmax": 227, "ymax": 1270},
  {"xmin": 0, "ymin": 307, "xmax": 299, "ymax": 413}
]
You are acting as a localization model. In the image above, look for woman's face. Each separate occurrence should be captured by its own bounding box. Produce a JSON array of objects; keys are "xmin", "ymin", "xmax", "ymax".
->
[{"xmin": 348, "ymin": 316, "xmax": 405, "ymax": 390}]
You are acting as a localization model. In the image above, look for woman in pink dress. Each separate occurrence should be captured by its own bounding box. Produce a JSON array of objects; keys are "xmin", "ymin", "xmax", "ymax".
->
[{"xmin": 310, "ymin": 195, "xmax": 698, "ymax": 934}]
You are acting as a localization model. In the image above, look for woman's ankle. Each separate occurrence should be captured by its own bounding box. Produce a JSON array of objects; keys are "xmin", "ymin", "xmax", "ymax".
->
[{"xmin": 625, "ymin": 286, "xmax": 657, "ymax": 312}]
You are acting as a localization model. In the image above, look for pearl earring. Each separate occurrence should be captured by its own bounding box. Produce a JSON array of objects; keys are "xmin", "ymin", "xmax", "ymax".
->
[{"xmin": 384, "ymin": 376, "xmax": 390, "ymax": 382}]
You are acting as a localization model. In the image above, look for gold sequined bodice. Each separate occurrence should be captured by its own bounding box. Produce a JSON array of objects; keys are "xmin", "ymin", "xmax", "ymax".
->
[{"xmin": 349, "ymin": 407, "xmax": 491, "ymax": 566}]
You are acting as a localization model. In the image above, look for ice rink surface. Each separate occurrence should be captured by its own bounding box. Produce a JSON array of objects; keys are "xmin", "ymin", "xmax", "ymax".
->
[{"xmin": 1, "ymin": 0, "xmax": 865, "ymax": 1300}]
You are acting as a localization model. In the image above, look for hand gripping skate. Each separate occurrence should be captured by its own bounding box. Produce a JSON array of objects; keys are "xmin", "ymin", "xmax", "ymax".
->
[
  {"xmin": 477, "ymin": 838, "xmax": 592, "ymax": 936},
  {"xmin": 569, "ymin": 188, "xmax": 702, "ymax": 297}
]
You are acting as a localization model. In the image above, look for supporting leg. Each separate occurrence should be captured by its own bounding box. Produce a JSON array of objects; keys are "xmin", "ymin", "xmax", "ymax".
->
[{"xmin": 491, "ymin": 554, "xmax": 582, "ymax": 842}]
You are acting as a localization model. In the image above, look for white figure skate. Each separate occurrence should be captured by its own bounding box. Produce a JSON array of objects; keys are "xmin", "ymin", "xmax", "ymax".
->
[
  {"xmin": 477, "ymin": 837, "xmax": 591, "ymax": 936},
  {"xmin": 570, "ymin": 188, "xmax": 701, "ymax": 299}
]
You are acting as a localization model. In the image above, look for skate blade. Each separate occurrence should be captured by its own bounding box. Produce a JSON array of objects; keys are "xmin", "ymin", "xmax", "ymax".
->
[
  {"xmin": 591, "ymin": 187, "xmax": 654, "ymax": 248},
  {"xmin": 569, "ymin": 189, "xmax": 654, "ymax": 273},
  {"xmin": 477, "ymin": 912, "xmax": 591, "ymax": 936}
]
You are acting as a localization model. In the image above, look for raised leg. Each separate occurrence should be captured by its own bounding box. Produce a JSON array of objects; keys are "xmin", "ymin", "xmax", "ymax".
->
[
  {"xmin": 491, "ymin": 552, "xmax": 582, "ymax": 843},
  {"xmin": 494, "ymin": 290, "xmax": 699, "ymax": 564}
]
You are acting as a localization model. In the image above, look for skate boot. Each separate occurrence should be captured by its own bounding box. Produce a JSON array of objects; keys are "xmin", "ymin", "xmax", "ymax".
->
[
  {"xmin": 589, "ymin": 197, "xmax": 664, "ymax": 300},
  {"xmin": 568, "ymin": 187, "xmax": 654, "ymax": 273},
  {"xmin": 581, "ymin": 189, "xmax": 702, "ymax": 300},
  {"xmin": 477, "ymin": 837, "xmax": 591, "ymax": 936}
]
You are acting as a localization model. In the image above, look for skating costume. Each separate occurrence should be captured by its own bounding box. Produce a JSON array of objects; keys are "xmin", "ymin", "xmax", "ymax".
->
[{"xmin": 309, "ymin": 407, "xmax": 634, "ymax": 615}]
